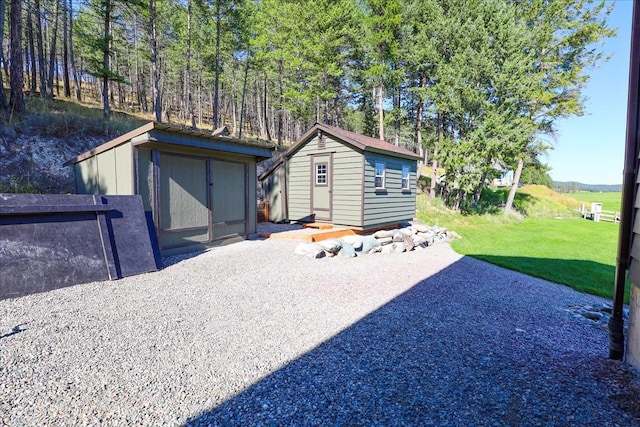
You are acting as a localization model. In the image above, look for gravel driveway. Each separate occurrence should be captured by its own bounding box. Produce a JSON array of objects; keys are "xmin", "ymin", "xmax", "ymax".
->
[{"xmin": 1, "ymin": 237, "xmax": 639, "ymax": 426}]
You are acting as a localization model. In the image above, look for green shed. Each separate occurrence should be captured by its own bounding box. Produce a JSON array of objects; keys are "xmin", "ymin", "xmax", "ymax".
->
[
  {"xmin": 66, "ymin": 122, "xmax": 273, "ymax": 255},
  {"xmin": 259, "ymin": 123, "xmax": 421, "ymax": 229}
]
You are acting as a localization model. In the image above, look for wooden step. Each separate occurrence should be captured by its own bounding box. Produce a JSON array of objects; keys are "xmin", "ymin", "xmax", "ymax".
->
[{"xmin": 303, "ymin": 222, "xmax": 334, "ymax": 230}]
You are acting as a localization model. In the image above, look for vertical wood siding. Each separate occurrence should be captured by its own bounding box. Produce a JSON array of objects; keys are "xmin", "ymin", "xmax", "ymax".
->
[
  {"xmin": 137, "ymin": 149, "xmax": 153, "ymax": 211},
  {"xmin": 74, "ymin": 142, "xmax": 133, "ymax": 195}
]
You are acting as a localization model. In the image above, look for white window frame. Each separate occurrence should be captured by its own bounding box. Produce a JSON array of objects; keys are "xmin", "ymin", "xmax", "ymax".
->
[
  {"xmin": 401, "ymin": 165, "xmax": 410, "ymax": 190},
  {"xmin": 375, "ymin": 161, "xmax": 386, "ymax": 189},
  {"xmin": 315, "ymin": 163, "xmax": 328, "ymax": 186}
]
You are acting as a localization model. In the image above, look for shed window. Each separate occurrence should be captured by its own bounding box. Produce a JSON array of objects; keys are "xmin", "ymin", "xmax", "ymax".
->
[
  {"xmin": 316, "ymin": 163, "xmax": 327, "ymax": 185},
  {"xmin": 375, "ymin": 162, "xmax": 386, "ymax": 189},
  {"xmin": 402, "ymin": 165, "xmax": 410, "ymax": 190}
]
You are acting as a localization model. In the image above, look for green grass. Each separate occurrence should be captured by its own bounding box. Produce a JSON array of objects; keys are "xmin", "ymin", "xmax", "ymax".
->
[
  {"xmin": 416, "ymin": 190, "xmax": 629, "ymax": 303},
  {"xmin": 571, "ymin": 191, "xmax": 622, "ymax": 212}
]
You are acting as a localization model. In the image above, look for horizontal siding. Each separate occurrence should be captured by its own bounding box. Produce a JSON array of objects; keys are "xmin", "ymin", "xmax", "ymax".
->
[
  {"xmin": 287, "ymin": 135, "xmax": 364, "ymax": 224},
  {"xmin": 362, "ymin": 152, "xmax": 417, "ymax": 228}
]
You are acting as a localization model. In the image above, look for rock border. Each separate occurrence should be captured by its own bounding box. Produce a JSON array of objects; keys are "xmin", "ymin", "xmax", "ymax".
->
[{"xmin": 294, "ymin": 221, "xmax": 460, "ymax": 259}]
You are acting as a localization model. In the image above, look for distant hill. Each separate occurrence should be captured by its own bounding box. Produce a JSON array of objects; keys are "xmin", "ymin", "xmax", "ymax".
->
[{"xmin": 553, "ymin": 181, "xmax": 622, "ymax": 193}]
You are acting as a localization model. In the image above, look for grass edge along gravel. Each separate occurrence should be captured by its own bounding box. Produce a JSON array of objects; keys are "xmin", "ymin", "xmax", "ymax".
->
[{"xmin": 416, "ymin": 188, "xmax": 628, "ymax": 303}]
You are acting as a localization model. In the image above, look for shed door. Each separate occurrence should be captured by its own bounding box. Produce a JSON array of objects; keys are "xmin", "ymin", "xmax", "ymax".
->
[
  {"xmin": 311, "ymin": 154, "xmax": 332, "ymax": 221},
  {"xmin": 159, "ymin": 153, "xmax": 209, "ymax": 249},
  {"xmin": 211, "ymin": 160, "xmax": 248, "ymax": 238}
]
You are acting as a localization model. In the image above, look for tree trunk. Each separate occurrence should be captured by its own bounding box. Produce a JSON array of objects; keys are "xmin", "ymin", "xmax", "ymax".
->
[
  {"xmin": 34, "ymin": 0, "xmax": 46, "ymax": 97},
  {"xmin": 377, "ymin": 80, "xmax": 384, "ymax": 140},
  {"xmin": 504, "ymin": 157, "xmax": 524, "ymax": 214},
  {"xmin": 213, "ymin": 0, "xmax": 221, "ymax": 128},
  {"xmin": 277, "ymin": 59, "xmax": 283, "ymax": 145},
  {"xmin": 102, "ymin": 0, "xmax": 111, "ymax": 119},
  {"xmin": 186, "ymin": 0, "xmax": 195, "ymax": 127},
  {"xmin": 47, "ymin": 0, "xmax": 59, "ymax": 98},
  {"xmin": 26, "ymin": 4, "xmax": 37, "ymax": 94},
  {"xmin": 0, "ymin": 0, "xmax": 8, "ymax": 110},
  {"xmin": 0, "ymin": 0, "xmax": 8, "ymax": 83},
  {"xmin": 62, "ymin": 0, "xmax": 70, "ymax": 97},
  {"xmin": 238, "ymin": 58, "xmax": 249, "ymax": 139},
  {"xmin": 68, "ymin": 0, "xmax": 80, "ymax": 101},
  {"xmin": 263, "ymin": 72, "xmax": 271, "ymax": 141},
  {"xmin": 429, "ymin": 113, "xmax": 441, "ymax": 198},
  {"xmin": 393, "ymin": 68, "xmax": 399, "ymax": 146},
  {"xmin": 415, "ymin": 72, "xmax": 426, "ymax": 169},
  {"xmin": 150, "ymin": 0, "xmax": 161, "ymax": 121},
  {"xmin": 9, "ymin": 0, "xmax": 25, "ymax": 112}
]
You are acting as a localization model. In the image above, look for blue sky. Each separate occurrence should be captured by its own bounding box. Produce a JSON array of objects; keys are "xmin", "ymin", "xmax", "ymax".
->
[{"xmin": 547, "ymin": 0, "xmax": 632, "ymax": 185}]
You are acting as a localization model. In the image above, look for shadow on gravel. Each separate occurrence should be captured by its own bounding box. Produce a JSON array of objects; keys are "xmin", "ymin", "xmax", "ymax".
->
[
  {"xmin": 184, "ymin": 257, "xmax": 638, "ymax": 426},
  {"xmin": 0, "ymin": 323, "xmax": 29, "ymax": 340},
  {"xmin": 466, "ymin": 255, "xmax": 619, "ymax": 300}
]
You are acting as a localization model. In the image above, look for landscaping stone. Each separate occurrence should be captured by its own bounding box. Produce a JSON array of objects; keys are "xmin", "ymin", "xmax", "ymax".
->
[
  {"xmin": 293, "ymin": 220, "xmax": 460, "ymax": 259},
  {"xmin": 338, "ymin": 242, "xmax": 356, "ymax": 257},
  {"xmin": 402, "ymin": 234, "xmax": 416, "ymax": 251},
  {"xmin": 392, "ymin": 231, "xmax": 405, "ymax": 242},
  {"xmin": 392, "ymin": 242, "xmax": 406, "ymax": 253},
  {"xmin": 373, "ymin": 230, "xmax": 395, "ymax": 239},
  {"xmin": 413, "ymin": 223, "xmax": 430, "ymax": 233},
  {"xmin": 381, "ymin": 244, "xmax": 395, "ymax": 254},
  {"xmin": 562, "ymin": 303, "xmax": 629, "ymax": 331},
  {"xmin": 377, "ymin": 236, "xmax": 393, "ymax": 245},
  {"xmin": 360, "ymin": 236, "xmax": 382, "ymax": 254},
  {"xmin": 295, "ymin": 242, "xmax": 326, "ymax": 259},
  {"xmin": 317, "ymin": 239, "xmax": 342, "ymax": 254}
]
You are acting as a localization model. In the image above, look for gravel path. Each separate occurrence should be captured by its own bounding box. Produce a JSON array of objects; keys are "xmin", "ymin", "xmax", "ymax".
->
[{"xmin": 1, "ymin": 237, "xmax": 639, "ymax": 426}]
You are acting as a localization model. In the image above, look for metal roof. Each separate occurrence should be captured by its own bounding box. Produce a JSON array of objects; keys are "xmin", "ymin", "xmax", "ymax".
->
[{"xmin": 65, "ymin": 121, "xmax": 274, "ymax": 166}]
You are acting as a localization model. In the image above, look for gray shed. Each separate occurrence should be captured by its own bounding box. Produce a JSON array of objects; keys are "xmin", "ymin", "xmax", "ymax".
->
[
  {"xmin": 66, "ymin": 121, "xmax": 273, "ymax": 255},
  {"xmin": 259, "ymin": 123, "xmax": 421, "ymax": 229}
]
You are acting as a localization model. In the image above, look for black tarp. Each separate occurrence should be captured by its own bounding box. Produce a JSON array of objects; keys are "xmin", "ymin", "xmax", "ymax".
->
[{"xmin": 0, "ymin": 194, "xmax": 161, "ymax": 300}]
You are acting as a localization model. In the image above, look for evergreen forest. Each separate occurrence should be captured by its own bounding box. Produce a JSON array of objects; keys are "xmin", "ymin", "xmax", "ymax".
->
[{"xmin": 1, "ymin": 0, "xmax": 615, "ymax": 210}]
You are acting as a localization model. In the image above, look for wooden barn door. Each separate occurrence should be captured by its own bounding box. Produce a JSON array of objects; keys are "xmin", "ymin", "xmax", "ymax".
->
[{"xmin": 311, "ymin": 154, "xmax": 332, "ymax": 221}]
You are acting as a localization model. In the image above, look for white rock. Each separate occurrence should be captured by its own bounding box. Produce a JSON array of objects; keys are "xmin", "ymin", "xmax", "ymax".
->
[
  {"xmin": 412, "ymin": 223, "xmax": 430, "ymax": 233},
  {"xmin": 392, "ymin": 242, "xmax": 406, "ymax": 253},
  {"xmin": 338, "ymin": 242, "xmax": 357, "ymax": 257},
  {"xmin": 381, "ymin": 244, "xmax": 395, "ymax": 254},
  {"xmin": 373, "ymin": 229, "xmax": 395, "ymax": 239},
  {"xmin": 317, "ymin": 239, "xmax": 342, "ymax": 254},
  {"xmin": 341, "ymin": 235, "xmax": 363, "ymax": 249},
  {"xmin": 361, "ymin": 236, "xmax": 381, "ymax": 254},
  {"xmin": 377, "ymin": 236, "xmax": 393, "ymax": 245},
  {"xmin": 294, "ymin": 242, "xmax": 326, "ymax": 259},
  {"xmin": 399, "ymin": 227, "xmax": 414, "ymax": 236}
]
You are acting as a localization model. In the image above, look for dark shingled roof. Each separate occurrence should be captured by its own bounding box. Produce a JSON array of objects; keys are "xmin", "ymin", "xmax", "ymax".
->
[
  {"xmin": 311, "ymin": 123, "xmax": 421, "ymax": 160},
  {"xmin": 259, "ymin": 123, "xmax": 421, "ymax": 181}
]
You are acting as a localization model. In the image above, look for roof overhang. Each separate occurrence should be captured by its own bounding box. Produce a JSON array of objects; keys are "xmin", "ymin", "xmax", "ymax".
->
[{"xmin": 64, "ymin": 122, "xmax": 274, "ymax": 166}]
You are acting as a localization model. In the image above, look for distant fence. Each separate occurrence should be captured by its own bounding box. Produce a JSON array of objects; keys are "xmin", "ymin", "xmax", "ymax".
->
[{"xmin": 580, "ymin": 203, "xmax": 620, "ymax": 223}]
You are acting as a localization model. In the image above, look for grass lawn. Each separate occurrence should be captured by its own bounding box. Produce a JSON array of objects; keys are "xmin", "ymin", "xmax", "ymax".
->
[
  {"xmin": 416, "ymin": 193, "xmax": 628, "ymax": 303},
  {"xmin": 571, "ymin": 191, "xmax": 622, "ymax": 212}
]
